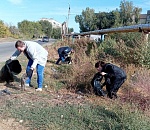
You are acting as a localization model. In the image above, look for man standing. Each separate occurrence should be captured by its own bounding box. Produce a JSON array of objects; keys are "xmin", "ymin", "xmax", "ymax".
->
[
  {"xmin": 56, "ymin": 46, "xmax": 74, "ymax": 65},
  {"xmin": 95, "ymin": 61, "xmax": 127, "ymax": 99},
  {"xmin": 8, "ymin": 40, "xmax": 48, "ymax": 91}
]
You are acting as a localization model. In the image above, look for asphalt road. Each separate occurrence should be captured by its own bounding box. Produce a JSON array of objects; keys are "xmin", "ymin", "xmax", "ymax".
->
[{"xmin": 0, "ymin": 39, "xmax": 56, "ymax": 63}]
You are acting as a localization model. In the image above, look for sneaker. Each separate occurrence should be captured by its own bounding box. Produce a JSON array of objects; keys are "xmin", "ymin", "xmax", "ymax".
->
[
  {"xmin": 36, "ymin": 88, "xmax": 42, "ymax": 91},
  {"xmin": 25, "ymin": 84, "xmax": 33, "ymax": 87}
]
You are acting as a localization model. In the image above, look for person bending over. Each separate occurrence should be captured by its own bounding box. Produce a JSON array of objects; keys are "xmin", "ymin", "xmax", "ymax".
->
[
  {"xmin": 7, "ymin": 40, "xmax": 48, "ymax": 91},
  {"xmin": 56, "ymin": 46, "xmax": 74, "ymax": 65},
  {"xmin": 95, "ymin": 61, "xmax": 126, "ymax": 99}
]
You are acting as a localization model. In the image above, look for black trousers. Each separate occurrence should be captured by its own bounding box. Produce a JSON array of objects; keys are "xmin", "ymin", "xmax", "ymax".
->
[{"xmin": 106, "ymin": 77, "xmax": 126, "ymax": 98}]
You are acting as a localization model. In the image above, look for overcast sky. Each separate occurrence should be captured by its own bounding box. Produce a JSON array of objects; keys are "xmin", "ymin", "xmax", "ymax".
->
[{"xmin": 0, "ymin": 0, "xmax": 150, "ymax": 32}]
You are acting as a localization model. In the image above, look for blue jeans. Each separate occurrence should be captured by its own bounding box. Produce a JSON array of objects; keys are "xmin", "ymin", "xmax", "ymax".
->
[
  {"xmin": 56, "ymin": 54, "xmax": 65, "ymax": 64},
  {"xmin": 26, "ymin": 59, "xmax": 44, "ymax": 88}
]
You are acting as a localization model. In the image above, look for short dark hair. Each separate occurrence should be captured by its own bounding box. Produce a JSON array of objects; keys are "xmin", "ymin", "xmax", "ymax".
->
[
  {"xmin": 95, "ymin": 61, "xmax": 105, "ymax": 68},
  {"xmin": 15, "ymin": 40, "xmax": 25, "ymax": 48}
]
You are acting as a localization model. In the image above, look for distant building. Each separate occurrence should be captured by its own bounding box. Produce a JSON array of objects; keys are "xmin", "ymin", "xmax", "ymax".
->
[
  {"xmin": 40, "ymin": 18, "xmax": 61, "ymax": 28},
  {"xmin": 139, "ymin": 10, "xmax": 150, "ymax": 24}
]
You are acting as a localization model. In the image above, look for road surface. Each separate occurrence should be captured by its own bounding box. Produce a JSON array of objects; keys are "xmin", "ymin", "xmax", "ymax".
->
[{"xmin": 0, "ymin": 39, "xmax": 56, "ymax": 62}]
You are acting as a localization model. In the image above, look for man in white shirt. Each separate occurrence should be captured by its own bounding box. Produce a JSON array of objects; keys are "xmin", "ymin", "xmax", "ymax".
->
[{"xmin": 9, "ymin": 40, "xmax": 48, "ymax": 91}]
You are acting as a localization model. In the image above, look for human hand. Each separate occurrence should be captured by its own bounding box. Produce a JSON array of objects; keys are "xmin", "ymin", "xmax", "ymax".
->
[
  {"xmin": 27, "ymin": 69, "xmax": 33, "ymax": 77},
  {"xmin": 64, "ymin": 54, "xmax": 68, "ymax": 58},
  {"xmin": 101, "ymin": 72, "xmax": 107, "ymax": 76}
]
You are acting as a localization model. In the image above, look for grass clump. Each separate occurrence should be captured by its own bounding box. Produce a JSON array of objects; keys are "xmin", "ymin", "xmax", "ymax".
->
[{"xmin": 1, "ymin": 99, "xmax": 149, "ymax": 130}]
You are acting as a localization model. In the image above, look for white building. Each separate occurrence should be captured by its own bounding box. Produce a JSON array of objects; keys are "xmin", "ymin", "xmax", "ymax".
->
[{"xmin": 40, "ymin": 18, "xmax": 61, "ymax": 28}]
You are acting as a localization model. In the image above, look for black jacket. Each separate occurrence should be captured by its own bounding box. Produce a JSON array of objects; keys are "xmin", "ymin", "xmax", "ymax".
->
[
  {"xmin": 101, "ymin": 63, "xmax": 126, "ymax": 80},
  {"xmin": 58, "ymin": 46, "xmax": 72, "ymax": 55}
]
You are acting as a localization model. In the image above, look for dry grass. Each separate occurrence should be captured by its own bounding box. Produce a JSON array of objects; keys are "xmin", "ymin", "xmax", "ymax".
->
[
  {"xmin": 119, "ymin": 64, "xmax": 150, "ymax": 113},
  {"xmin": 0, "ymin": 38, "xmax": 150, "ymax": 129},
  {"xmin": 45, "ymin": 38, "xmax": 150, "ymax": 113}
]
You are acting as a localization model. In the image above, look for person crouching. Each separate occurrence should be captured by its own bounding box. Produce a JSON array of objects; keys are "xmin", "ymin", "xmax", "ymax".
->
[
  {"xmin": 56, "ymin": 46, "xmax": 74, "ymax": 65},
  {"xmin": 95, "ymin": 61, "xmax": 127, "ymax": 99}
]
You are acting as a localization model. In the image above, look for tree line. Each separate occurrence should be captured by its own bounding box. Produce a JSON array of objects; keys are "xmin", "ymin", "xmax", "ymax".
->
[
  {"xmin": 0, "ymin": 19, "xmax": 63, "ymax": 39},
  {"xmin": 0, "ymin": 0, "xmax": 143, "ymax": 38},
  {"xmin": 75, "ymin": 0, "xmax": 142, "ymax": 32}
]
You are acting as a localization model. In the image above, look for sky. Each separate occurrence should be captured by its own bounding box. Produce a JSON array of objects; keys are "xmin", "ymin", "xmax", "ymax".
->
[{"xmin": 0, "ymin": 0, "xmax": 150, "ymax": 33}]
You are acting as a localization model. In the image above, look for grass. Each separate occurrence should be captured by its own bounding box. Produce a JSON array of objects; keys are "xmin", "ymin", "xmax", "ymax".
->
[
  {"xmin": 1, "ymin": 98, "xmax": 149, "ymax": 130},
  {"xmin": 0, "ymin": 38, "xmax": 150, "ymax": 130}
]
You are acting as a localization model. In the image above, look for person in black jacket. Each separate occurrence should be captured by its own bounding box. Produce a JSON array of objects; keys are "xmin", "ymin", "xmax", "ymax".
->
[
  {"xmin": 95, "ymin": 61, "xmax": 127, "ymax": 99},
  {"xmin": 56, "ymin": 46, "xmax": 74, "ymax": 65}
]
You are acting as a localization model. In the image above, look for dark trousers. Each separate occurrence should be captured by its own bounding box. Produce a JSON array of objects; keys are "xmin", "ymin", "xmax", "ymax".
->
[
  {"xmin": 56, "ymin": 54, "xmax": 64, "ymax": 64},
  {"xmin": 107, "ymin": 77, "xmax": 126, "ymax": 98},
  {"xmin": 56, "ymin": 54, "xmax": 71, "ymax": 64}
]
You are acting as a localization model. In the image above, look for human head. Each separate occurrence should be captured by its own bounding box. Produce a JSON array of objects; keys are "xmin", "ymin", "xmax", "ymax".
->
[
  {"xmin": 63, "ymin": 48, "xmax": 74, "ymax": 55},
  {"xmin": 15, "ymin": 40, "xmax": 26, "ymax": 52},
  {"xmin": 95, "ymin": 61, "xmax": 105, "ymax": 72}
]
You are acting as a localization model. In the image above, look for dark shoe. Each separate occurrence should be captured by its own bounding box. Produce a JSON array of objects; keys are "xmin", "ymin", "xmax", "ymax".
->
[
  {"xmin": 97, "ymin": 89, "xmax": 105, "ymax": 97},
  {"xmin": 108, "ymin": 92, "xmax": 117, "ymax": 99},
  {"xmin": 112, "ymin": 92, "xmax": 118, "ymax": 99},
  {"xmin": 107, "ymin": 92, "xmax": 113, "ymax": 99},
  {"xmin": 29, "ymin": 84, "xmax": 34, "ymax": 87}
]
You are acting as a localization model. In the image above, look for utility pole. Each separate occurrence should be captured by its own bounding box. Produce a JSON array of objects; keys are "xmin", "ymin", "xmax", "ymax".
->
[{"xmin": 67, "ymin": 3, "xmax": 70, "ymax": 34}]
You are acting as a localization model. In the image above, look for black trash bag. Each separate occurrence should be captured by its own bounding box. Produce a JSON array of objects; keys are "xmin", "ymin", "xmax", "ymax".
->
[
  {"xmin": 91, "ymin": 72, "xmax": 105, "ymax": 96},
  {"xmin": 65, "ymin": 56, "xmax": 72, "ymax": 64},
  {"xmin": 0, "ymin": 60, "xmax": 22, "ymax": 83},
  {"xmin": 8, "ymin": 60, "xmax": 22, "ymax": 74}
]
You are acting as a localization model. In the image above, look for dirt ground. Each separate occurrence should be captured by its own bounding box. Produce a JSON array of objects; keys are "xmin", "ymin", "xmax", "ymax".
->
[
  {"xmin": 0, "ymin": 82, "xmax": 90, "ymax": 130},
  {"xmin": 0, "ymin": 118, "xmax": 27, "ymax": 130}
]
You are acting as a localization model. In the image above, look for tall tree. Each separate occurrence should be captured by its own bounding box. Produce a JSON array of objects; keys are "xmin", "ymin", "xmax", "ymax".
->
[
  {"xmin": 0, "ymin": 20, "xmax": 11, "ymax": 38},
  {"xmin": 39, "ymin": 20, "xmax": 52, "ymax": 38},
  {"xmin": 18, "ymin": 20, "xmax": 34, "ymax": 37},
  {"xmin": 96, "ymin": 11, "xmax": 116, "ymax": 29},
  {"xmin": 75, "ymin": 7, "xmax": 97, "ymax": 32},
  {"xmin": 9, "ymin": 25, "xmax": 19, "ymax": 35},
  {"xmin": 18, "ymin": 20, "xmax": 43, "ymax": 38},
  {"xmin": 119, "ymin": 0, "xmax": 142, "ymax": 25},
  {"xmin": 112, "ymin": 9, "xmax": 122, "ymax": 27},
  {"xmin": 133, "ymin": 7, "xmax": 142, "ymax": 24},
  {"xmin": 68, "ymin": 28, "xmax": 74, "ymax": 33},
  {"xmin": 51, "ymin": 28, "xmax": 61, "ymax": 39},
  {"xmin": 32, "ymin": 22, "xmax": 42, "ymax": 38}
]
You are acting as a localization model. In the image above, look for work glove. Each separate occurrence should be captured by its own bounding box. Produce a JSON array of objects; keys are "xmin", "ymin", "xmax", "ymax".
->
[
  {"xmin": 27, "ymin": 69, "xmax": 33, "ymax": 77},
  {"xmin": 5, "ymin": 59, "xmax": 12, "ymax": 65}
]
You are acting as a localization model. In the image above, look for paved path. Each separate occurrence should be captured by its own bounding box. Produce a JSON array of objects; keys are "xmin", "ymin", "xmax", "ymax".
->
[{"xmin": 0, "ymin": 39, "xmax": 56, "ymax": 63}]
